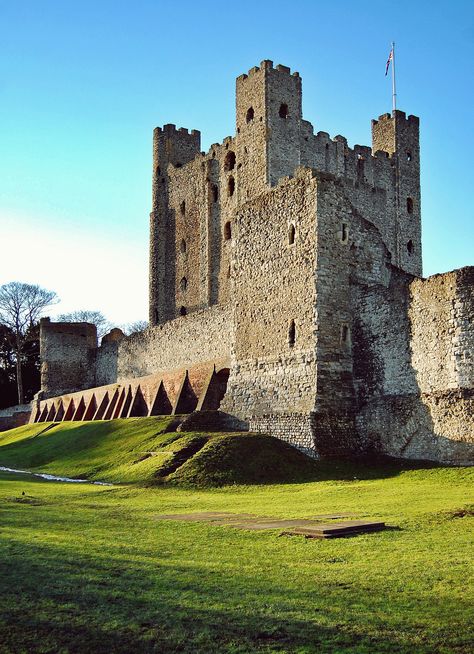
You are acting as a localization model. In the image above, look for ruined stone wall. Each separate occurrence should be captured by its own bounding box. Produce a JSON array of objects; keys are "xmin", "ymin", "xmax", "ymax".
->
[
  {"xmin": 351, "ymin": 266, "xmax": 474, "ymax": 464},
  {"xmin": 115, "ymin": 305, "xmax": 232, "ymax": 381},
  {"xmin": 409, "ymin": 268, "xmax": 474, "ymax": 392},
  {"xmin": 39, "ymin": 318, "xmax": 98, "ymax": 400}
]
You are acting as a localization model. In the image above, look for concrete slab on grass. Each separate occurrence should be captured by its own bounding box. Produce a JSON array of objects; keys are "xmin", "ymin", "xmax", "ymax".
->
[{"xmin": 154, "ymin": 512, "xmax": 386, "ymax": 537}]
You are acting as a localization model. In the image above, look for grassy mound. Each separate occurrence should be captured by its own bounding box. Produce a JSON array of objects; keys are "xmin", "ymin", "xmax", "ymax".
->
[
  {"xmin": 0, "ymin": 418, "xmax": 319, "ymax": 486},
  {"xmin": 167, "ymin": 433, "xmax": 319, "ymax": 486}
]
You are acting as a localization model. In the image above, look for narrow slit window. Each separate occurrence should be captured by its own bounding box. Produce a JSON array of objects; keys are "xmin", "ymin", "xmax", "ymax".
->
[
  {"xmin": 406, "ymin": 151, "xmax": 412, "ymax": 162},
  {"xmin": 180, "ymin": 277, "xmax": 187, "ymax": 292},
  {"xmin": 224, "ymin": 221, "xmax": 232, "ymax": 240},
  {"xmin": 180, "ymin": 239, "xmax": 187, "ymax": 254},
  {"xmin": 288, "ymin": 320, "xmax": 296, "ymax": 347},
  {"xmin": 341, "ymin": 223, "xmax": 348, "ymax": 243},
  {"xmin": 228, "ymin": 176, "xmax": 235, "ymax": 197},
  {"xmin": 407, "ymin": 197, "xmax": 414, "ymax": 214},
  {"xmin": 341, "ymin": 324, "xmax": 350, "ymax": 345},
  {"xmin": 288, "ymin": 224, "xmax": 295, "ymax": 245},
  {"xmin": 180, "ymin": 200, "xmax": 186, "ymax": 216},
  {"xmin": 407, "ymin": 240, "xmax": 414, "ymax": 254}
]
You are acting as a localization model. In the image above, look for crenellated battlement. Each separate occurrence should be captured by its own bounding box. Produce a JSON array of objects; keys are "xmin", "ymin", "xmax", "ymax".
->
[
  {"xmin": 372, "ymin": 110, "xmax": 419, "ymax": 126},
  {"xmin": 237, "ymin": 59, "xmax": 301, "ymax": 82},
  {"xmin": 154, "ymin": 124, "xmax": 201, "ymax": 137}
]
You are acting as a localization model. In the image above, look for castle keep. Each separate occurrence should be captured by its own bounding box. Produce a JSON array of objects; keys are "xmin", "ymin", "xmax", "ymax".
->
[{"xmin": 34, "ymin": 61, "xmax": 474, "ymax": 465}]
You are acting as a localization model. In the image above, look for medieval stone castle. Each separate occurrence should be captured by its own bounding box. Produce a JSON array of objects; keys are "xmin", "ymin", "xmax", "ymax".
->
[{"xmin": 32, "ymin": 60, "xmax": 473, "ymax": 464}]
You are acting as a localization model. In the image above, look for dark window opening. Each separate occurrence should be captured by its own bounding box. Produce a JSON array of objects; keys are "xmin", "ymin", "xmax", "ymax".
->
[
  {"xmin": 341, "ymin": 223, "xmax": 348, "ymax": 243},
  {"xmin": 288, "ymin": 320, "xmax": 296, "ymax": 347},
  {"xmin": 341, "ymin": 324, "xmax": 349, "ymax": 344},
  {"xmin": 407, "ymin": 240, "xmax": 414, "ymax": 254},
  {"xmin": 407, "ymin": 151, "xmax": 412, "ymax": 162},
  {"xmin": 227, "ymin": 264, "xmax": 231, "ymax": 278},
  {"xmin": 325, "ymin": 143, "xmax": 329, "ymax": 150},
  {"xmin": 157, "ymin": 166, "xmax": 161, "ymax": 176},
  {"xmin": 246, "ymin": 107, "xmax": 254, "ymax": 123},
  {"xmin": 279, "ymin": 103, "xmax": 289, "ymax": 119},
  {"xmin": 228, "ymin": 176, "xmax": 235, "ymax": 197},
  {"xmin": 211, "ymin": 184, "xmax": 218, "ymax": 203},
  {"xmin": 153, "ymin": 309, "xmax": 159, "ymax": 323},
  {"xmin": 175, "ymin": 162, "xmax": 182, "ymax": 168},
  {"xmin": 180, "ymin": 200, "xmax": 186, "ymax": 215},
  {"xmin": 407, "ymin": 197, "xmax": 414, "ymax": 214},
  {"xmin": 180, "ymin": 239, "xmax": 187, "ymax": 254},
  {"xmin": 288, "ymin": 224, "xmax": 295, "ymax": 245},
  {"xmin": 224, "ymin": 151, "xmax": 236, "ymax": 171},
  {"xmin": 180, "ymin": 277, "xmax": 187, "ymax": 292},
  {"xmin": 224, "ymin": 221, "xmax": 232, "ymax": 240},
  {"xmin": 179, "ymin": 306, "xmax": 187, "ymax": 316}
]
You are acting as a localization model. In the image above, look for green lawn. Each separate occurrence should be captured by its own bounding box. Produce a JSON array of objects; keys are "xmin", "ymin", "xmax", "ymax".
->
[{"xmin": 0, "ymin": 419, "xmax": 473, "ymax": 653}]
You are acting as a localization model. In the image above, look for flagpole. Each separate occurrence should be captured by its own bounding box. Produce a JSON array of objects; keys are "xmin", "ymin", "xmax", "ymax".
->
[{"xmin": 391, "ymin": 41, "xmax": 397, "ymax": 112}]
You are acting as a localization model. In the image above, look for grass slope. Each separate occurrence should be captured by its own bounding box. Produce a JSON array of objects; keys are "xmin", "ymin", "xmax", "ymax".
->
[
  {"xmin": 0, "ymin": 465, "xmax": 472, "ymax": 653},
  {"xmin": 0, "ymin": 418, "xmax": 321, "ymax": 486}
]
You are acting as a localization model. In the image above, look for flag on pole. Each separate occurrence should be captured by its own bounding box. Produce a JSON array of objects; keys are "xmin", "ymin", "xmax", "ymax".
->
[{"xmin": 385, "ymin": 48, "xmax": 393, "ymax": 76}]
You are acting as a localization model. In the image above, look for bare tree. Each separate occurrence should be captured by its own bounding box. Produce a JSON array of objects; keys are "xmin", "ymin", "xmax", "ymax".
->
[
  {"xmin": 121, "ymin": 320, "xmax": 148, "ymax": 336},
  {"xmin": 57, "ymin": 310, "xmax": 111, "ymax": 340},
  {"xmin": 0, "ymin": 282, "xmax": 58, "ymax": 404}
]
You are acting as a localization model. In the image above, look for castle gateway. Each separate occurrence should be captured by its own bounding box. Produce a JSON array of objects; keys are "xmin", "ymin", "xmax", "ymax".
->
[{"xmin": 35, "ymin": 61, "xmax": 474, "ymax": 465}]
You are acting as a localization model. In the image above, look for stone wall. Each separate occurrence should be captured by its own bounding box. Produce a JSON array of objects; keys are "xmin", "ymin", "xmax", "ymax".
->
[
  {"xmin": 0, "ymin": 404, "xmax": 31, "ymax": 432},
  {"xmin": 409, "ymin": 268, "xmax": 474, "ymax": 392},
  {"xmin": 221, "ymin": 170, "xmax": 318, "ymax": 423},
  {"xmin": 39, "ymin": 318, "xmax": 98, "ymax": 400},
  {"xmin": 351, "ymin": 266, "xmax": 474, "ymax": 464},
  {"xmin": 114, "ymin": 305, "xmax": 231, "ymax": 381}
]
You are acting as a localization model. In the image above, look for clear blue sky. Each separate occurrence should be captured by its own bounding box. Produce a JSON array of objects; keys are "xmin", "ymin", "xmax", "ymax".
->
[{"xmin": 1, "ymin": 0, "xmax": 473, "ymax": 324}]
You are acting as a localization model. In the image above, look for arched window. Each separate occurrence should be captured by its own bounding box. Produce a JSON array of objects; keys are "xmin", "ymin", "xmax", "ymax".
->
[
  {"xmin": 407, "ymin": 197, "xmax": 414, "ymax": 214},
  {"xmin": 179, "ymin": 306, "xmax": 187, "ymax": 316},
  {"xmin": 224, "ymin": 221, "xmax": 232, "ymax": 240},
  {"xmin": 228, "ymin": 176, "xmax": 235, "ymax": 197},
  {"xmin": 288, "ymin": 224, "xmax": 295, "ymax": 245},
  {"xmin": 279, "ymin": 103, "xmax": 289, "ymax": 119},
  {"xmin": 180, "ymin": 239, "xmax": 187, "ymax": 254},
  {"xmin": 246, "ymin": 107, "xmax": 254, "ymax": 123},
  {"xmin": 180, "ymin": 200, "xmax": 186, "ymax": 216},
  {"xmin": 407, "ymin": 240, "xmax": 414, "ymax": 254},
  {"xmin": 180, "ymin": 277, "xmax": 187, "ymax": 292},
  {"xmin": 224, "ymin": 151, "xmax": 236, "ymax": 171},
  {"xmin": 288, "ymin": 320, "xmax": 296, "ymax": 347}
]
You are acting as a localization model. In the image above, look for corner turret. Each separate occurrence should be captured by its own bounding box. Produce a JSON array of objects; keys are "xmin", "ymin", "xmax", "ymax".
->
[{"xmin": 372, "ymin": 110, "xmax": 421, "ymax": 276}]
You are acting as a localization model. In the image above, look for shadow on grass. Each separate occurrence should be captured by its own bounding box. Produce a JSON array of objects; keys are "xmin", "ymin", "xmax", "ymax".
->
[{"xmin": 0, "ymin": 529, "xmax": 467, "ymax": 654}]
